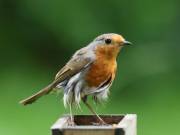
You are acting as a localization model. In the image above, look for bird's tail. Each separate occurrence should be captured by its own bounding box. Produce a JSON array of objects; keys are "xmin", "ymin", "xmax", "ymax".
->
[{"xmin": 19, "ymin": 82, "xmax": 55, "ymax": 105}]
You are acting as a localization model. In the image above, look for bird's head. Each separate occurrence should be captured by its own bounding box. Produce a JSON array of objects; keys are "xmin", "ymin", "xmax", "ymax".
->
[{"xmin": 92, "ymin": 33, "xmax": 132, "ymax": 59}]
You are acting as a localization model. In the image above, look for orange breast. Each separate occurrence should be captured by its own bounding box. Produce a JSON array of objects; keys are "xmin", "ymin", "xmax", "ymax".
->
[{"xmin": 85, "ymin": 46, "xmax": 117, "ymax": 87}]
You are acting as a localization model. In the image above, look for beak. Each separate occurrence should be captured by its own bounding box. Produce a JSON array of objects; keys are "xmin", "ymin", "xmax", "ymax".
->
[{"xmin": 123, "ymin": 40, "xmax": 132, "ymax": 46}]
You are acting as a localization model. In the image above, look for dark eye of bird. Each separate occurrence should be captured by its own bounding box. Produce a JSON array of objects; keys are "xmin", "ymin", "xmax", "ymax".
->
[{"xmin": 105, "ymin": 39, "xmax": 112, "ymax": 44}]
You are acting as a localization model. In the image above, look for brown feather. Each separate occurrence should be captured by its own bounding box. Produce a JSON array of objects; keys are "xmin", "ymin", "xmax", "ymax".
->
[{"xmin": 19, "ymin": 47, "xmax": 93, "ymax": 105}]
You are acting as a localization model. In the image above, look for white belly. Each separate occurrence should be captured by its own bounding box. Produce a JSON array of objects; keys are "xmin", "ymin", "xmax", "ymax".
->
[{"xmin": 56, "ymin": 70, "xmax": 112, "ymax": 108}]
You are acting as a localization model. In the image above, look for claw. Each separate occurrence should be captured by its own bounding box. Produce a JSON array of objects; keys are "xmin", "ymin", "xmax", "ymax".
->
[
  {"xmin": 67, "ymin": 118, "xmax": 76, "ymax": 126},
  {"xmin": 92, "ymin": 121, "xmax": 109, "ymax": 126}
]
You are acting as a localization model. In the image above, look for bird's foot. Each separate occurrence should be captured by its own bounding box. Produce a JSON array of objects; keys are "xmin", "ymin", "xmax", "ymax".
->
[
  {"xmin": 68, "ymin": 121, "xmax": 76, "ymax": 126},
  {"xmin": 67, "ymin": 118, "xmax": 76, "ymax": 126},
  {"xmin": 92, "ymin": 120, "xmax": 109, "ymax": 126}
]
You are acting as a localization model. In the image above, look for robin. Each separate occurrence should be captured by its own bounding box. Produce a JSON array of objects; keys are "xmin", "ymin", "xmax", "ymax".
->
[{"xmin": 20, "ymin": 33, "xmax": 132, "ymax": 125}]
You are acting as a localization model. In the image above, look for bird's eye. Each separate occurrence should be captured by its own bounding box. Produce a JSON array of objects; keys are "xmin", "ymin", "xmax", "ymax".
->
[{"xmin": 105, "ymin": 39, "xmax": 112, "ymax": 44}]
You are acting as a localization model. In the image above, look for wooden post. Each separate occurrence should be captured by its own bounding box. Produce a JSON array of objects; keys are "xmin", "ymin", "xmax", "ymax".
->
[{"xmin": 51, "ymin": 114, "xmax": 137, "ymax": 135}]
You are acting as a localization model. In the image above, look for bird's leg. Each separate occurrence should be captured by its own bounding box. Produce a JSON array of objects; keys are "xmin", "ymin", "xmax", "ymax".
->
[
  {"xmin": 68, "ymin": 103, "xmax": 75, "ymax": 126},
  {"xmin": 82, "ymin": 96, "xmax": 106, "ymax": 125}
]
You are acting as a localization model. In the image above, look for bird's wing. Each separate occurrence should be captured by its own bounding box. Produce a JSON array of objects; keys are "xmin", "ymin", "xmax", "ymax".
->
[
  {"xmin": 19, "ymin": 47, "xmax": 94, "ymax": 105},
  {"xmin": 54, "ymin": 47, "xmax": 94, "ymax": 85},
  {"xmin": 20, "ymin": 47, "xmax": 94, "ymax": 105}
]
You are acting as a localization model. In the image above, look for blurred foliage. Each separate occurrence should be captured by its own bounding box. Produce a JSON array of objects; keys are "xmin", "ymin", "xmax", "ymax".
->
[{"xmin": 0, "ymin": 0, "xmax": 180, "ymax": 135}]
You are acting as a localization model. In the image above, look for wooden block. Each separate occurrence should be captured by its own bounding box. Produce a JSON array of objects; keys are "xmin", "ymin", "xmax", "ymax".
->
[{"xmin": 51, "ymin": 114, "xmax": 137, "ymax": 135}]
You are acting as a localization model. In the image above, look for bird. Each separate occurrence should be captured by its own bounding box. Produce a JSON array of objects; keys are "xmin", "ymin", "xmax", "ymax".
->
[{"xmin": 19, "ymin": 33, "xmax": 132, "ymax": 125}]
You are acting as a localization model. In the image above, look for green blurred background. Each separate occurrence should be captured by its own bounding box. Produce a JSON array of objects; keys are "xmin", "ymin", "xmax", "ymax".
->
[{"xmin": 0, "ymin": 0, "xmax": 180, "ymax": 135}]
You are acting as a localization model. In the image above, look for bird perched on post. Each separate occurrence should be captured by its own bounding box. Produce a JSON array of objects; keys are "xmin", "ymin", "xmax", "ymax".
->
[{"xmin": 20, "ymin": 33, "xmax": 132, "ymax": 125}]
